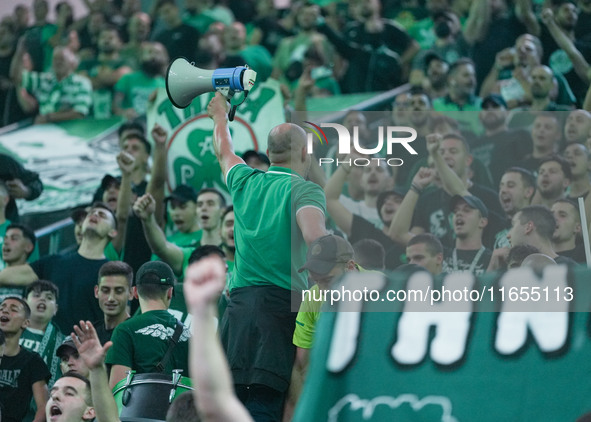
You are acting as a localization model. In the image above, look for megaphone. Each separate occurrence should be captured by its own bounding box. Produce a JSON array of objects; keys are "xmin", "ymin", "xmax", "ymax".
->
[{"xmin": 166, "ymin": 57, "xmax": 257, "ymax": 121}]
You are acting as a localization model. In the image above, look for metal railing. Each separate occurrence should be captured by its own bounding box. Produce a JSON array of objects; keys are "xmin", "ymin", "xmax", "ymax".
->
[{"xmin": 34, "ymin": 217, "xmax": 75, "ymax": 256}]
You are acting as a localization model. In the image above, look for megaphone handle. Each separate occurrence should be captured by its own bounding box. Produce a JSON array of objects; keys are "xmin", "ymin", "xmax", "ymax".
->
[{"xmin": 229, "ymin": 105, "xmax": 238, "ymax": 122}]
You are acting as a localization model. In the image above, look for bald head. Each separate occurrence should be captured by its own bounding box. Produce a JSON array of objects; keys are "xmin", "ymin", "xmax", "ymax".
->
[{"xmin": 267, "ymin": 123, "xmax": 307, "ymax": 164}]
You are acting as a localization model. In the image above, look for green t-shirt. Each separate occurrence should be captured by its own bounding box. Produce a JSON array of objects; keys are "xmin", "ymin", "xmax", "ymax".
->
[
  {"xmin": 105, "ymin": 310, "xmax": 190, "ymax": 377},
  {"xmin": 293, "ymin": 267, "xmax": 591, "ymax": 422},
  {"xmin": 114, "ymin": 71, "xmax": 165, "ymax": 113},
  {"xmin": 226, "ymin": 164, "xmax": 326, "ymax": 291}
]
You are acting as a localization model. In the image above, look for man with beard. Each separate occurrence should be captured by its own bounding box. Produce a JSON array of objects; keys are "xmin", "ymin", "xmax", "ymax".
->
[
  {"xmin": 113, "ymin": 41, "xmax": 168, "ymax": 119},
  {"xmin": 409, "ymin": 11, "xmax": 468, "ymax": 89},
  {"xmin": 528, "ymin": 65, "xmax": 572, "ymax": 111},
  {"xmin": 423, "ymin": 53, "xmax": 449, "ymax": 100},
  {"xmin": 408, "ymin": 134, "xmax": 504, "ymax": 249},
  {"xmin": 494, "ymin": 167, "xmax": 536, "ymax": 249},
  {"xmin": 78, "ymin": 25, "xmax": 132, "ymax": 119},
  {"xmin": 432, "ymin": 58, "xmax": 482, "ymax": 134},
  {"xmin": 531, "ymin": 155, "xmax": 571, "ymax": 208},
  {"xmin": 540, "ymin": 1, "xmax": 591, "ymax": 106},
  {"xmin": 564, "ymin": 109, "xmax": 591, "ymax": 144},
  {"xmin": 0, "ymin": 203, "xmax": 117, "ymax": 334},
  {"xmin": 472, "ymin": 94, "xmax": 532, "ymax": 186},
  {"xmin": 272, "ymin": 3, "xmax": 334, "ymax": 88},
  {"xmin": 551, "ymin": 198, "xmax": 585, "ymax": 262}
]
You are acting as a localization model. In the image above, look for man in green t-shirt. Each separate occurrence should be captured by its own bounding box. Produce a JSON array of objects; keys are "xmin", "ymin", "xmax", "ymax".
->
[
  {"xmin": 106, "ymin": 261, "xmax": 190, "ymax": 389},
  {"xmin": 207, "ymin": 93, "xmax": 328, "ymax": 421}
]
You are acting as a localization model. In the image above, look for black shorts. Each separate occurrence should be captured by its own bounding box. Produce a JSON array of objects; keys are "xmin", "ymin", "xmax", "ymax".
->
[{"xmin": 221, "ymin": 285, "xmax": 298, "ymax": 392}]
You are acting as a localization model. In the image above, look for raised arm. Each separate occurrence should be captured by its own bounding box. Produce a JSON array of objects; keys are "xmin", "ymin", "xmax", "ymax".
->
[
  {"xmin": 0, "ymin": 264, "xmax": 38, "ymax": 286},
  {"xmin": 515, "ymin": 0, "xmax": 540, "ymax": 37},
  {"xmin": 464, "ymin": 0, "xmax": 491, "ymax": 45},
  {"xmin": 146, "ymin": 123, "xmax": 169, "ymax": 228},
  {"xmin": 9, "ymin": 37, "xmax": 27, "ymax": 86},
  {"xmin": 427, "ymin": 133, "xmax": 470, "ymax": 197},
  {"xmin": 31, "ymin": 380, "xmax": 48, "ymax": 422},
  {"xmin": 184, "ymin": 257, "xmax": 254, "ymax": 422},
  {"xmin": 207, "ymin": 93, "xmax": 246, "ymax": 179},
  {"xmin": 541, "ymin": 8, "xmax": 590, "ymax": 84},
  {"xmin": 73, "ymin": 321, "xmax": 121, "ymax": 422},
  {"xmin": 324, "ymin": 162, "xmax": 354, "ymax": 236},
  {"xmin": 133, "ymin": 194, "xmax": 184, "ymax": 274},
  {"xmin": 111, "ymin": 151, "xmax": 135, "ymax": 254},
  {"xmin": 388, "ymin": 167, "xmax": 434, "ymax": 245}
]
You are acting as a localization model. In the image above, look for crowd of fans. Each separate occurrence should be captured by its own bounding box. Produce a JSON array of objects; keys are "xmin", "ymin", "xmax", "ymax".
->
[{"xmin": 1, "ymin": 0, "xmax": 591, "ymax": 420}]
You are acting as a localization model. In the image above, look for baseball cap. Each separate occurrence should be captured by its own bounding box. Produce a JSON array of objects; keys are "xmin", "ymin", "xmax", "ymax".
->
[
  {"xmin": 165, "ymin": 185, "xmax": 198, "ymax": 204},
  {"xmin": 482, "ymin": 94, "xmax": 507, "ymax": 109},
  {"xmin": 100, "ymin": 174, "xmax": 121, "ymax": 191},
  {"xmin": 298, "ymin": 235, "xmax": 354, "ymax": 275},
  {"xmin": 56, "ymin": 337, "xmax": 77, "ymax": 358},
  {"xmin": 136, "ymin": 261, "xmax": 176, "ymax": 286},
  {"xmin": 450, "ymin": 195, "xmax": 489, "ymax": 218}
]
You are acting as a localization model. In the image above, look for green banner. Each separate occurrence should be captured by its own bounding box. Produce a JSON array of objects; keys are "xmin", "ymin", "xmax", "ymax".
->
[
  {"xmin": 0, "ymin": 118, "xmax": 123, "ymax": 214},
  {"xmin": 294, "ymin": 266, "xmax": 591, "ymax": 422}
]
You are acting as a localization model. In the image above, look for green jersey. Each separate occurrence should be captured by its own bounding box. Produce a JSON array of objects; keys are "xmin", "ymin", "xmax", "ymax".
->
[
  {"xmin": 226, "ymin": 164, "xmax": 326, "ymax": 291},
  {"xmin": 22, "ymin": 70, "xmax": 92, "ymax": 116}
]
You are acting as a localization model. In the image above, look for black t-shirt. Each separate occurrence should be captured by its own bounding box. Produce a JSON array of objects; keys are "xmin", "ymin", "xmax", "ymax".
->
[
  {"xmin": 575, "ymin": 10, "xmax": 591, "ymax": 39},
  {"xmin": 540, "ymin": 26, "xmax": 591, "ymax": 106},
  {"xmin": 412, "ymin": 185, "xmax": 505, "ymax": 249},
  {"xmin": 30, "ymin": 252, "xmax": 106, "ymax": 333},
  {"xmin": 557, "ymin": 246, "xmax": 586, "ymax": 264},
  {"xmin": 349, "ymin": 214, "xmax": 406, "ymax": 270},
  {"xmin": 0, "ymin": 348, "xmax": 50, "ymax": 422},
  {"xmin": 471, "ymin": 129, "xmax": 532, "ymax": 188},
  {"xmin": 442, "ymin": 247, "xmax": 492, "ymax": 275},
  {"xmin": 343, "ymin": 19, "xmax": 413, "ymax": 55},
  {"xmin": 155, "ymin": 24, "xmax": 200, "ymax": 62},
  {"xmin": 471, "ymin": 14, "xmax": 526, "ymax": 86},
  {"xmin": 555, "ymin": 254, "xmax": 579, "ymax": 266}
]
